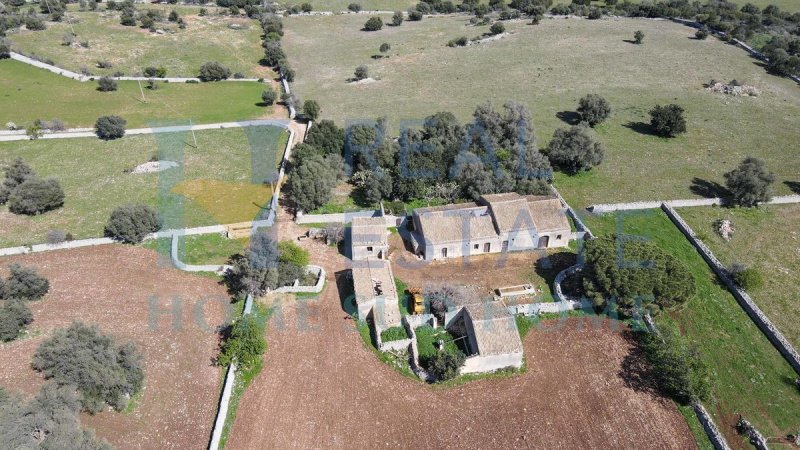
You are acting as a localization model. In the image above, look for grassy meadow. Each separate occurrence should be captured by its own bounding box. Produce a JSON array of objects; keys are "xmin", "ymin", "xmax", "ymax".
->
[
  {"xmin": 678, "ymin": 204, "xmax": 800, "ymax": 350},
  {"xmin": 0, "ymin": 60, "xmax": 274, "ymax": 128},
  {"xmin": 0, "ymin": 126, "xmax": 287, "ymax": 247},
  {"xmin": 582, "ymin": 209, "xmax": 800, "ymax": 446},
  {"xmin": 282, "ymin": 15, "xmax": 800, "ymax": 208},
  {"xmin": 8, "ymin": 8, "xmax": 270, "ymax": 78}
]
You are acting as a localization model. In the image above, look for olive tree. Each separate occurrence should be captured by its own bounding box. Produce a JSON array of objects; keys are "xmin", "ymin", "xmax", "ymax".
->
[
  {"xmin": 7, "ymin": 178, "xmax": 65, "ymax": 215},
  {"xmin": 198, "ymin": 61, "xmax": 231, "ymax": 81},
  {"xmin": 633, "ymin": 30, "xmax": 644, "ymax": 44},
  {"xmin": 545, "ymin": 124, "xmax": 605, "ymax": 174},
  {"xmin": 94, "ymin": 115, "xmax": 126, "ymax": 140},
  {"xmin": 363, "ymin": 16, "xmax": 383, "ymax": 31},
  {"xmin": 724, "ymin": 157, "xmax": 775, "ymax": 207},
  {"xmin": 303, "ymin": 100, "xmax": 320, "ymax": 121},
  {"xmin": 261, "ymin": 87, "xmax": 276, "ymax": 105},
  {"xmin": 97, "ymin": 76, "xmax": 117, "ymax": 92},
  {"xmin": 0, "ymin": 299, "xmax": 33, "ymax": 342},
  {"xmin": 354, "ymin": 64, "xmax": 369, "ymax": 80},
  {"xmin": 289, "ymin": 154, "xmax": 337, "ymax": 213},
  {"xmin": 649, "ymin": 104, "xmax": 686, "ymax": 137},
  {"xmin": 3, "ymin": 263, "xmax": 50, "ymax": 300},
  {"xmin": 576, "ymin": 94, "xmax": 611, "ymax": 127},
  {"xmin": 391, "ymin": 10, "xmax": 403, "ymax": 26},
  {"xmin": 104, "ymin": 204, "xmax": 162, "ymax": 243}
]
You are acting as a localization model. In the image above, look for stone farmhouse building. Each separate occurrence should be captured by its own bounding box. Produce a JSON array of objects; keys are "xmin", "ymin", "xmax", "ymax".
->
[
  {"xmin": 410, "ymin": 193, "xmax": 572, "ymax": 261},
  {"xmin": 350, "ymin": 217, "xmax": 401, "ymax": 330},
  {"xmin": 445, "ymin": 300, "xmax": 524, "ymax": 374}
]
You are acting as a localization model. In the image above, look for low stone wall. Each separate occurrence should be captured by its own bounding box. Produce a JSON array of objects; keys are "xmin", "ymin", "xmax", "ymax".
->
[
  {"xmin": 589, "ymin": 195, "xmax": 800, "ymax": 214},
  {"xmin": 274, "ymin": 265, "xmax": 326, "ymax": 294},
  {"xmin": 552, "ymin": 185, "xmax": 593, "ymax": 239},
  {"xmin": 693, "ymin": 403, "xmax": 733, "ymax": 450},
  {"xmin": 379, "ymin": 338, "xmax": 413, "ymax": 352},
  {"xmin": 662, "ymin": 204, "xmax": 800, "ymax": 375},
  {"xmin": 295, "ymin": 210, "xmax": 383, "ymax": 224},
  {"xmin": 169, "ymin": 234, "xmax": 231, "ymax": 274}
]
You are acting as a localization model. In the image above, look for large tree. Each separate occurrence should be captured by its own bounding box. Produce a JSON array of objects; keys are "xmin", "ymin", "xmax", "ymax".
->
[
  {"xmin": 3, "ymin": 263, "xmax": 49, "ymax": 300},
  {"xmin": 649, "ymin": 104, "xmax": 686, "ymax": 137},
  {"xmin": 724, "ymin": 157, "xmax": 775, "ymax": 207},
  {"xmin": 577, "ymin": 94, "xmax": 611, "ymax": 127},
  {"xmin": 545, "ymin": 124, "xmax": 604, "ymax": 174},
  {"xmin": 7, "ymin": 177, "xmax": 65, "ymax": 215},
  {"xmin": 0, "ymin": 299, "xmax": 33, "ymax": 342},
  {"xmin": 304, "ymin": 120, "xmax": 344, "ymax": 156},
  {"xmin": 289, "ymin": 154, "xmax": 337, "ymax": 212}
]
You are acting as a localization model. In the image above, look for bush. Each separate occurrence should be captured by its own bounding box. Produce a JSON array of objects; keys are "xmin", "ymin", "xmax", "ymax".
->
[
  {"xmin": 198, "ymin": 61, "xmax": 231, "ymax": 81},
  {"xmin": 46, "ymin": 229, "xmax": 67, "ymax": 244},
  {"xmin": 143, "ymin": 66, "xmax": 166, "ymax": 78},
  {"xmin": 724, "ymin": 157, "xmax": 775, "ymax": 207},
  {"xmin": 301, "ymin": 2, "xmax": 312, "ymax": 12},
  {"xmin": 392, "ymin": 10, "xmax": 404, "ymax": 26},
  {"xmin": 277, "ymin": 240, "xmax": 309, "ymax": 267},
  {"xmin": 94, "ymin": 115, "xmax": 126, "ymax": 140},
  {"xmin": 379, "ymin": 42, "xmax": 391, "ymax": 53},
  {"xmin": 729, "ymin": 264, "xmax": 764, "ymax": 290},
  {"xmin": 354, "ymin": 64, "xmax": 369, "ymax": 80},
  {"xmin": 3, "ymin": 263, "xmax": 50, "ymax": 301},
  {"xmin": 217, "ymin": 312, "xmax": 267, "ymax": 370},
  {"xmin": 104, "ymin": 204, "xmax": 162, "ymax": 243},
  {"xmin": 408, "ymin": 10, "xmax": 423, "ymax": 20},
  {"xmin": 637, "ymin": 323, "xmax": 710, "ymax": 404},
  {"xmin": 587, "ymin": 7, "xmax": 601, "ymax": 19},
  {"xmin": 0, "ymin": 40, "xmax": 11, "ymax": 59},
  {"xmin": 380, "ymin": 326, "xmax": 408, "ymax": 342},
  {"xmin": 348, "ymin": 2, "xmax": 362, "ymax": 12},
  {"xmin": 545, "ymin": 124, "xmax": 604, "ymax": 174},
  {"xmin": 32, "ymin": 322, "xmax": 144, "ymax": 412},
  {"xmin": 7, "ymin": 177, "xmax": 65, "ymax": 215},
  {"xmin": 168, "ymin": 9, "xmax": 179, "ymax": 21},
  {"xmin": 303, "ymin": 100, "xmax": 320, "ymax": 121},
  {"xmin": 489, "ymin": 22, "xmax": 505, "ymax": 35},
  {"xmin": 2, "ymin": 157, "xmax": 36, "ymax": 203},
  {"xmin": 649, "ymin": 104, "xmax": 686, "ymax": 137},
  {"xmin": 577, "ymin": 94, "xmax": 611, "ymax": 127},
  {"xmin": 0, "ymin": 299, "xmax": 33, "ymax": 341},
  {"xmin": 633, "ymin": 30, "xmax": 644, "ymax": 44},
  {"xmin": 363, "ymin": 16, "xmax": 383, "ymax": 31},
  {"xmin": 224, "ymin": 232, "xmax": 280, "ymax": 297},
  {"xmin": 695, "ymin": 28, "xmax": 709, "ymax": 40},
  {"xmin": 97, "ymin": 76, "xmax": 117, "ymax": 92},
  {"xmin": 448, "ymin": 36, "xmax": 469, "ymax": 47},
  {"xmin": 428, "ymin": 349, "xmax": 466, "ymax": 381},
  {"xmin": 261, "ymin": 87, "xmax": 276, "ymax": 105}
]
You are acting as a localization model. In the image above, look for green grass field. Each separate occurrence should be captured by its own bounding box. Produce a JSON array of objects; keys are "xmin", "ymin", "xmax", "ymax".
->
[
  {"xmin": 0, "ymin": 126, "xmax": 287, "ymax": 247},
  {"xmin": 292, "ymin": 0, "xmax": 417, "ymax": 11},
  {"xmin": 583, "ymin": 209, "xmax": 800, "ymax": 445},
  {"xmin": 0, "ymin": 59, "xmax": 273, "ymax": 128},
  {"xmin": 8, "ymin": 8, "xmax": 270, "ymax": 78},
  {"xmin": 678, "ymin": 204, "xmax": 800, "ymax": 351},
  {"xmin": 143, "ymin": 233, "xmax": 250, "ymax": 265},
  {"xmin": 283, "ymin": 15, "xmax": 800, "ymax": 208}
]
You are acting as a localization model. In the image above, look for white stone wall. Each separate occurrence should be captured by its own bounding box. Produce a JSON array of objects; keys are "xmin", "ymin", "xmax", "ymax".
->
[{"xmin": 460, "ymin": 352, "xmax": 524, "ymax": 374}]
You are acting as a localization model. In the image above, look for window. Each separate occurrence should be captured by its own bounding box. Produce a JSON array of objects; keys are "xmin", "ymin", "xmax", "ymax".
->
[
  {"xmin": 473, "ymin": 243, "xmax": 479, "ymax": 250},
  {"xmin": 556, "ymin": 235, "xmax": 562, "ymax": 240},
  {"xmin": 367, "ymin": 246, "xmax": 373, "ymax": 252}
]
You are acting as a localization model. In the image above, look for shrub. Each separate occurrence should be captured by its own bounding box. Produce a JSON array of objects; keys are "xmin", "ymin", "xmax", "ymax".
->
[
  {"xmin": 348, "ymin": 2, "xmax": 362, "ymax": 12},
  {"xmin": 217, "ymin": 312, "xmax": 267, "ymax": 370},
  {"xmin": 354, "ymin": 64, "xmax": 369, "ymax": 80},
  {"xmin": 577, "ymin": 94, "xmax": 611, "ymax": 127},
  {"xmin": 408, "ymin": 10, "xmax": 423, "ymax": 20},
  {"xmin": 301, "ymin": 2, "xmax": 312, "ymax": 12},
  {"xmin": 96, "ymin": 60, "xmax": 113, "ymax": 69},
  {"xmin": 489, "ymin": 22, "xmax": 505, "ymax": 35},
  {"xmin": 168, "ymin": 9, "xmax": 179, "ymax": 21},
  {"xmin": 392, "ymin": 10, "xmax": 404, "ymax": 26},
  {"xmin": 224, "ymin": 232, "xmax": 280, "ymax": 297},
  {"xmin": 637, "ymin": 323, "xmax": 710, "ymax": 404},
  {"xmin": 729, "ymin": 265, "xmax": 764, "ymax": 290},
  {"xmin": 581, "ymin": 235, "xmax": 696, "ymax": 317},
  {"xmin": 2, "ymin": 157, "xmax": 36, "ymax": 201},
  {"xmin": 262, "ymin": 41, "xmax": 286, "ymax": 67},
  {"xmin": 380, "ymin": 326, "xmax": 407, "ymax": 342},
  {"xmin": 545, "ymin": 124, "xmax": 604, "ymax": 173},
  {"xmin": 3, "ymin": 264, "xmax": 50, "ymax": 300},
  {"xmin": 379, "ymin": 42, "xmax": 391, "ymax": 53},
  {"xmin": 633, "ymin": 30, "xmax": 644, "ymax": 44},
  {"xmin": 448, "ymin": 36, "xmax": 469, "ymax": 47},
  {"xmin": 199, "ymin": 7, "xmax": 207, "ymax": 15},
  {"xmin": 303, "ymin": 100, "xmax": 320, "ymax": 121},
  {"xmin": 724, "ymin": 157, "xmax": 775, "ymax": 207},
  {"xmin": 143, "ymin": 66, "xmax": 166, "ymax": 78},
  {"xmin": 32, "ymin": 322, "xmax": 144, "ymax": 413},
  {"xmin": 95, "ymin": 115, "xmax": 126, "ymax": 140},
  {"xmin": 97, "ymin": 76, "xmax": 117, "ymax": 92},
  {"xmin": 428, "ymin": 349, "xmax": 466, "ymax": 381},
  {"xmin": 363, "ymin": 16, "xmax": 383, "ymax": 31},
  {"xmin": 46, "ymin": 229, "xmax": 67, "ymax": 244},
  {"xmin": 0, "ymin": 299, "xmax": 33, "ymax": 342},
  {"xmin": 277, "ymin": 240, "xmax": 309, "ymax": 267},
  {"xmin": 198, "ymin": 61, "xmax": 231, "ymax": 81},
  {"xmin": 695, "ymin": 28, "xmax": 709, "ymax": 40},
  {"xmin": 104, "ymin": 204, "xmax": 162, "ymax": 243},
  {"xmin": 0, "ymin": 40, "xmax": 10, "ymax": 59},
  {"xmin": 587, "ymin": 7, "xmax": 601, "ymax": 19},
  {"xmin": 289, "ymin": 154, "xmax": 337, "ymax": 213},
  {"xmin": 261, "ymin": 87, "xmax": 276, "ymax": 105},
  {"xmin": 649, "ymin": 104, "xmax": 686, "ymax": 137},
  {"xmin": 8, "ymin": 178, "xmax": 65, "ymax": 215}
]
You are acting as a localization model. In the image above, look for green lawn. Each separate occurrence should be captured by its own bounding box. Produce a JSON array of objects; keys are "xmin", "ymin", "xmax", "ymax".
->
[
  {"xmin": 0, "ymin": 126, "xmax": 287, "ymax": 247},
  {"xmin": 283, "ymin": 15, "xmax": 800, "ymax": 208},
  {"xmin": 143, "ymin": 234, "xmax": 250, "ymax": 265},
  {"xmin": 7, "ymin": 8, "xmax": 270, "ymax": 78},
  {"xmin": 293, "ymin": 0, "xmax": 417, "ymax": 11},
  {"xmin": 583, "ymin": 209, "xmax": 800, "ymax": 445},
  {"xmin": 0, "ymin": 59, "xmax": 272, "ymax": 128},
  {"xmin": 678, "ymin": 204, "xmax": 800, "ymax": 351}
]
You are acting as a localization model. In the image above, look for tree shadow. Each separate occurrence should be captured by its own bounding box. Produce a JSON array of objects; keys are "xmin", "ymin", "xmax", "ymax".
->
[
  {"xmin": 622, "ymin": 39, "xmax": 638, "ymax": 44},
  {"xmin": 534, "ymin": 251, "xmax": 577, "ymax": 286},
  {"xmin": 690, "ymin": 177, "xmax": 731, "ymax": 199},
  {"xmin": 335, "ymin": 269, "xmax": 357, "ymax": 316},
  {"xmin": 784, "ymin": 181, "xmax": 800, "ymax": 194},
  {"xmin": 623, "ymin": 121, "xmax": 659, "ymax": 136},
  {"xmin": 618, "ymin": 329, "xmax": 661, "ymax": 396},
  {"xmin": 556, "ymin": 110, "xmax": 581, "ymax": 126}
]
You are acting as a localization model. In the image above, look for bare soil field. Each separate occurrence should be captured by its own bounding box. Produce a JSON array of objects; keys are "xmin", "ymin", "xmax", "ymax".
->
[
  {"xmin": 0, "ymin": 245, "xmax": 229, "ymax": 449},
  {"xmin": 227, "ymin": 213, "xmax": 695, "ymax": 449}
]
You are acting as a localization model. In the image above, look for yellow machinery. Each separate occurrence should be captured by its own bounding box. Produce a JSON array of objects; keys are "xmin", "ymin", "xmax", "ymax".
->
[{"xmin": 408, "ymin": 287, "xmax": 425, "ymax": 315}]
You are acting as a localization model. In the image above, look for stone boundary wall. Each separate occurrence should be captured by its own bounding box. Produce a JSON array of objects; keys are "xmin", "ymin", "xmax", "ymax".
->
[
  {"xmin": 662, "ymin": 204, "xmax": 800, "ymax": 375},
  {"xmin": 169, "ymin": 233, "xmax": 231, "ymax": 274},
  {"xmin": 378, "ymin": 338, "xmax": 413, "ymax": 352},
  {"xmin": 274, "ymin": 265, "xmax": 326, "ymax": 293},
  {"xmin": 589, "ymin": 195, "xmax": 800, "ymax": 214},
  {"xmin": 552, "ymin": 185, "xmax": 593, "ymax": 239},
  {"xmin": 208, "ymin": 293, "xmax": 253, "ymax": 450},
  {"xmin": 296, "ymin": 210, "xmax": 381, "ymax": 224}
]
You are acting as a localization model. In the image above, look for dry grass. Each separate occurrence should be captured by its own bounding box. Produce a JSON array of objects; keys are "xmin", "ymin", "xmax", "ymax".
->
[{"xmin": 282, "ymin": 15, "xmax": 800, "ymax": 208}]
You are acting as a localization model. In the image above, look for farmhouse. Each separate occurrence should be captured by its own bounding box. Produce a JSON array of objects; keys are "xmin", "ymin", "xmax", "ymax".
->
[
  {"xmin": 349, "ymin": 217, "xmax": 400, "ymax": 329},
  {"xmin": 350, "ymin": 216, "xmax": 390, "ymax": 260},
  {"xmin": 410, "ymin": 193, "xmax": 571, "ymax": 260},
  {"xmin": 445, "ymin": 301, "xmax": 524, "ymax": 374}
]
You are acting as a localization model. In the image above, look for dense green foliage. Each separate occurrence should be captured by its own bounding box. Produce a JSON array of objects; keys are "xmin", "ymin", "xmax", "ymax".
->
[
  {"xmin": 289, "ymin": 153, "xmax": 338, "ymax": 212},
  {"xmin": 0, "ymin": 299, "xmax": 33, "ymax": 342},
  {"xmin": 32, "ymin": 322, "xmax": 144, "ymax": 413},
  {"xmin": 729, "ymin": 264, "xmax": 765, "ymax": 290},
  {"xmin": 633, "ymin": 30, "xmax": 644, "ymax": 44},
  {"xmin": 649, "ymin": 104, "xmax": 686, "ymax": 137},
  {"xmin": 225, "ymin": 233, "xmax": 308, "ymax": 297},
  {"xmin": 637, "ymin": 323, "xmax": 711, "ymax": 405},
  {"xmin": 581, "ymin": 235, "xmax": 696, "ymax": 317},
  {"xmin": 7, "ymin": 177, "xmax": 65, "ymax": 215},
  {"xmin": 303, "ymin": 99, "xmax": 321, "ymax": 121},
  {"xmin": 724, "ymin": 157, "xmax": 775, "ymax": 207},
  {"xmin": 261, "ymin": 87, "xmax": 277, "ymax": 106},
  {"xmin": 218, "ymin": 313, "xmax": 267, "ymax": 370},
  {"xmin": 354, "ymin": 65, "xmax": 369, "ymax": 80},
  {"xmin": 545, "ymin": 124, "xmax": 604, "ymax": 174},
  {"xmin": 415, "ymin": 324, "xmax": 465, "ymax": 381},
  {"xmin": 363, "ymin": 16, "xmax": 383, "ymax": 31},
  {"xmin": 380, "ymin": 326, "xmax": 408, "ymax": 342},
  {"xmin": 0, "ymin": 383, "xmax": 111, "ymax": 449},
  {"xmin": 392, "ymin": 11, "xmax": 404, "ymax": 26},
  {"xmin": 104, "ymin": 204, "xmax": 162, "ymax": 243},
  {"xmin": 576, "ymin": 94, "xmax": 611, "ymax": 127},
  {"xmin": 97, "ymin": 77, "xmax": 118, "ymax": 92},
  {"xmin": 198, "ymin": 61, "xmax": 232, "ymax": 81},
  {"xmin": 304, "ymin": 120, "xmax": 345, "ymax": 155},
  {"xmin": 94, "ymin": 115, "xmax": 127, "ymax": 140},
  {"xmin": 277, "ymin": 240, "xmax": 310, "ymax": 267},
  {"xmin": 2, "ymin": 263, "xmax": 50, "ymax": 300},
  {"xmin": 428, "ymin": 349, "xmax": 466, "ymax": 381}
]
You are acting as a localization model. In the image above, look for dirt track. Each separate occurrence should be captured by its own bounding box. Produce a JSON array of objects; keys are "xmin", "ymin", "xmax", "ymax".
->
[
  {"xmin": 226, "ymin": 210, "xmax": 696, "ymax": 450},
  {"xmin": 0, "ymin": 246, "xmax": 229, "ymax": 449}
]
